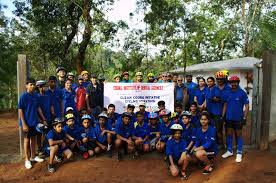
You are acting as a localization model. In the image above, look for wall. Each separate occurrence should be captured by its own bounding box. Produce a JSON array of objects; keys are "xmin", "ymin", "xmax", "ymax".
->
[{"xmin": 269, "ymin": 61, "xmax": 276, "ymax": 142}]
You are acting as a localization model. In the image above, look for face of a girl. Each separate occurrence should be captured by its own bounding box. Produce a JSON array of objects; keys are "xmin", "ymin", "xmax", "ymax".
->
[
  {"xmin": 82, "ymin": 119, "xmax": 90, "ymax": 128},
  {"xmin": 207, "ymin": 79, "xmax": 214, "ymax": 88},
  {"xmin": 65, "ymin": 80, "xmax": 72, "ymax": 89},
  {"xmin": 173, "ymin": 130, "xmax": 182, "ymax": 140},
  {"xmin": 182, "ymin": 116, "xmax": 190, "ymax": 125},
  {"xmin": 190, "ymin": 105, "xmax": 197, "ymax": 112},
  {"xmin": 198, "ymin": 79, "xmax": 205, "ymax": 87},
  {"xmin": 200, "ymin": 115, "xmax": 209, "ymax": 127}
]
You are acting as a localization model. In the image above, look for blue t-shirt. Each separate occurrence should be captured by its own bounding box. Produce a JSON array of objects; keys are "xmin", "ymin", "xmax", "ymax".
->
[
  {"xmin": 185, "ymin": 82, "xmax": 198, "ymax": 104},
  {"xmin": 194, "ymin": 126, "xmax": 218, "ymax": 154},
  {"xmin": 133, "ymin": 121, "xmax": 150, "ymax": 139},
  {"xmin": 107, "ymin": 113, "xmax": 121, "ymax": 130},
  {"xmin": 182, "ymin": 124, "xmax": 196, "ymax": 145},
  {"xmin": 191, "ymin": 112, "xmax": 201, "ymax": 128},
  {"xmin": 194, "ymin": 86, "xmax": 207, "ymax": 105},
  {"xmin": 134, "ymin": 111, "xmax": 150, "ymax": 123},
  {"xmin": 78, "ymin": 126, "xmax": 96, "ymax": 140},
  {"xmin": 115, "ymin": 120, "xmax": 133, "ymax": 138},
  {"xmin": 225, "ymin": 88, "xmax": 249, "ymax": 122},
  {"xmin": 18, "ymin": 92, "xmax": 39, "ymax": 127},
  {"xmin": 82, "ymin": 81, "xmax": 91, "ymax": 88},
  {"xmin": 62, "ymin": 88, "xmax": 76, "ymax": 113},
  {"xmin": 37, "ymin": 92, "xmax": 52, "ymax": 122},
  {"xmin": 45, "ymin": 88, "xmax": 63, "ymax": 118},
  {"xmin": 148, "ymin": 123, "xmax": 160, "ymax": 139},
  {"xmin": 166, "ymin": 138, "xmax": 187, "ymax": 160},
  {"xmin": 160, "ymin": 122, "xmax": 173, "ymax": 142},
  {"xmin": 64, "ymin": 125, "xmax": 81, "ymax": 140},
  {"xmin": 46, "ymin": 129, "xmax": 66, "ymax": 144},
  {"xmin": 205, "ymin": 86, "xmax": 215, "ymax": 114},
  {"xmin": 209, "ymin": 84, "xmax": 231, "ymax": 116},
  {"xmin": 95, "ymin": 123, "xmax": 112, "ymax": 144}
]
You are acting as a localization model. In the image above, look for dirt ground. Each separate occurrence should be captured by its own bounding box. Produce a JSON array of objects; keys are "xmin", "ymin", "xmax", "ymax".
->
[{"xmin": 0, "ymin": 112, "xmax": 276, "ymax": 183}]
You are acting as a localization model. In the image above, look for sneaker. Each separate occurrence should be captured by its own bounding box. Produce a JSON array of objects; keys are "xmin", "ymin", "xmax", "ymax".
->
[
  {"xmin": 117, "ymin": 151, "xmax": 123, "ymax": 161},
  {"xmin": 30, "ymin": 156, "xmax": 44, "ymax": 163},
  {"xmin": 55, "ymin": 155, "xmax": 63, "ymax": 163},
  {"xmin": 222, "ymin": 151, "xmax": 233, "ymax": 158},
  {"xmin": 25, "ymin": 160, "xmax": 32, "ymax": 169},
  {"xmin": 48, "ymin": 164, "xmax": 55, "ymax": 173},
  {"xmin": 202, "ymin": 165, "xmax": 213, "ymax": 175},
  {"xmin": 235, "ymin": 154, "xmax": 242, "ymax": 163}
]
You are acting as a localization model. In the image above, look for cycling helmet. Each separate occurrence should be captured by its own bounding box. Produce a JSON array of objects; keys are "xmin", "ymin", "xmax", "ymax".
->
[
  {"xmin": 180, "ymin": 111, "xmax": 192, "ymax": 118},
  {"xmin": 229, "ymin": 75, "xmax": 240, "ymax": 82},
  {"xmin": 170, "ymin": 124, "xmax": 183, "ymax": 131},
  {"xmin": 148, "ymin": 112, "xmax": 158, "ymax": 119}
]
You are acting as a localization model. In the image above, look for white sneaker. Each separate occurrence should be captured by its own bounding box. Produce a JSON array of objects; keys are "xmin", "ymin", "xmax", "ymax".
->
[
  {"xmin": 235, "ymin": 154, "xmax": 242, "ymax": 163},
  {"xmin": 31, "ymin": 156, "xmax": 44, "ymax": 163},
  {"xmin": 222, "ymin": 151, "xmax": 233, "ymax": 158},
  {"xmin": 25, "ymin": 160, "xmax": 32, "ymax": 169}
]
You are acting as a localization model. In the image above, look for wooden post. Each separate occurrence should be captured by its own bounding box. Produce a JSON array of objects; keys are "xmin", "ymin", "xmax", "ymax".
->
[
  {"xmin": 17, "ymin": 54, "xmax": 29, "ymax": 156},
  {"xmin": 259, "ymin": 51, "xmax": 274, "ymax": 150}
]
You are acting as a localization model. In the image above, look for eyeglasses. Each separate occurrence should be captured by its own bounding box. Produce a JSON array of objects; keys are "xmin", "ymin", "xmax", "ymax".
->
[
  {"xmin": 178, "ymin": 80, "xmax": 183, "ymax": 81},
  {"xmin": 162, "ymin": 76, "xmax": 168, "ymax": 77}
]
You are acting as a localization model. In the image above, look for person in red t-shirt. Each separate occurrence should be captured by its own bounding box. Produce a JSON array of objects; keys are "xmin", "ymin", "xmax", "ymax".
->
[{"xmin": 75, "ymin": 75, "xmax": 87, "ymax": 112}]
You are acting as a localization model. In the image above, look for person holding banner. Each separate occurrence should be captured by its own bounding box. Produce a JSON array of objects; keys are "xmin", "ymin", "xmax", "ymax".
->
[
  {"xmin": 147, "ymin": 73, "xmax": 155, "ymax": 83},
  {"xmin": 135, "ymin": 72, "xmax": 143, "ymax": 83},
  {"xmin": 121, "ymin": 71, "xmax": 132, "ymax": 83}
]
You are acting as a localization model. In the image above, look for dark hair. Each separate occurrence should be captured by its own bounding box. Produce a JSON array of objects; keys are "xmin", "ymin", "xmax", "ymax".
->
[
  {"xmin": 185, "ymin": 74, "xmax": 192, "ymax": 77},
  {"xmin": 136, "ymin": 111, "xmax": 144, "ymax": 117},
  {"xmin": 190, "ymin": 102, "xmax": 198, "ymax": 108},
  {"xmin": 65, "ymin": 79, "xmax": 72, "ymax": 83},
  {"xmin": 200, "ymin": 111, "xmax": 210, "ymax": 120},
  {"xmin": 198, "ymin": 77, "xmax": 206, "ymax": 83},
  {"xmin": 175, "ymin": 103, "xmax": 182, "ymax": 108},
  {"xmin": 173, "ymin": 73, "xmax": 178, "ymax": 77},
  {"xmin": 102, "ymin": 107, "xmax": 108, "ymax": 112},
  {"xmin": 108, "ymin": 104, "xmax": 115, "ymax": 108},
  {"xmin": 26, "ymin": 78, "xmax": 36, "ymax": 84},
  {"xmin": 157, "ymin": 100, "xmax": 165, "ymax": 106},
  {"xmin": 207, "ymin": 77, "xmax": 215, "ymax": 82},
  {"xmin": 48, "ymin": 76, "xmax": 57, "ymax": 81}
]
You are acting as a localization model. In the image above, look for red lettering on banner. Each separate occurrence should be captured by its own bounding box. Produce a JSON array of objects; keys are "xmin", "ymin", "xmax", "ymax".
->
[
  {"xmin": 113, "ymin": 86, "xmax": 122, "ymax": 90},
  {"xmin": 141, "ymin": 86, "xmax": 150, "ymax": 90},
  {"xmin": 151, "ymin": 86, "xmax": 164, "ymax": 90}
]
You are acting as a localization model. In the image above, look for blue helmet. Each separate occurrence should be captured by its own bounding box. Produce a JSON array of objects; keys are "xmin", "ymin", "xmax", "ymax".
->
[
  {"xmin": 148, "ymin": 112, "xmax": 158, "ymax": 119},
  {"xmin": 81, "ymin": 114, "xmax": 91, "ymax": 121}
]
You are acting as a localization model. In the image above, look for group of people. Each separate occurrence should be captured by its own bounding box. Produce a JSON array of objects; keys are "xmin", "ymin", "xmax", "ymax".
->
[{"xmin": 18, "ymin": 67, "xmax": 249, "ymax": 179}]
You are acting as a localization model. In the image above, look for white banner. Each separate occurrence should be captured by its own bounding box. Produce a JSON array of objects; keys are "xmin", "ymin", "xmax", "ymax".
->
[{"xmin": 104, "ymin": 83, "xmax": 174, "ymax": 114}]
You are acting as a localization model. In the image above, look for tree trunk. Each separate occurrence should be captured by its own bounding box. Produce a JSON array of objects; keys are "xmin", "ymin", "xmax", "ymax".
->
[{"xmin": 75, "ymin": 0, "xmax": 92, "ymax": 74}]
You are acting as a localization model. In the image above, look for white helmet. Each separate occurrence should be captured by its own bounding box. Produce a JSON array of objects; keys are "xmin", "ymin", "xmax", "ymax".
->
[{"xmin": 170, "ymin": 124, "xmax": 183, "ymax": 131}]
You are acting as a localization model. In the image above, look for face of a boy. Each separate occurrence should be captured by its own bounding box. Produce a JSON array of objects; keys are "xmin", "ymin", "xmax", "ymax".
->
[
  {"xmin": 137, "ymin": 76, "xmax": 143, "ymax": 82},
  {"xmin": 123, "ymin": 75, "xmax": 129, "ymax": 80},
  {"xmin": 122, "ymin": 117, "xmax": 130, "ymax": 125},
  {"xmin": 200, "ymin": 115, "xmax": 209, "ymax": 127},
  {"xmin": 158, "ymin": 105, "xmax": 165, "ymax": 110},
  {"xmin": 230, "ymin": 82, "xmax": 239, "ymax": 90},
  {"xmin": 150, "ymin": 119, "xmax": 157, "ymax": 125},
  {"xmin": 82, "ymin": 119, "xmax": 90, "ymax": 128},
  {"xmin": 115, "ymin": 77, "xmax": 120, "ymax": 83},
  {"xmin": 139, "ymin": 106, "xmax": 145, "ymax": 111},
  {"xmin": 216, "ymin": 78, "xmax": 224, "ymax": 86},
  {"xmin": 39, "ymin": 85, "xmax": 46, "ymax": 93},
  {"xmin": 58, "ymin": 70, "xmax": 66, "ymax": 78},
  {"xmin": 207, "ymin": 79, "xmax": 214, "ymax": 88},
  {"xmin": 54, "ymin": 123, "xmax": 63, "ymax": 133},
  {"xmin": 66, "ymin": 119, "xmax": 74, "ymax": 127},
  {"xmin": 83, "ymin": 74, "xmax": 89, "ymax": 81},
  {"xmin": 78, "ymin": 79, "xmax": 84, "ymax": 85},
  {"xmin": 190, "ymin": 105, "xmax": 197, "ymax": 112},
  {"xmin": 175, "ymin": 107, "xmax": 182, "ymax": 114},
  {"xmin": 186, "ymin": 76, "xmax": 192, "ymax": 82},
  {"xmin": 48, "ymin": 80, "xmax": 56, "ymax": 88},
  {"xmin": 173, "ymin": 130, "xmax": 182, "ymax": 140},
  {"xmin": 162, "ymin": 116, "xmax": 169, "ymax": 123},
  {"xmin": 108, "ymin": 107, "xmax": 115, "ymax": 114},
  {"xmin": 91, "ymin": 77, "xmax": 97, "ymax": 84},
  {"xmin": 99, "ymin": 118, "xmax": 106, "ymax": 126},
  {"xmin": 136, "ymin": 115, "xmax": 143, "ymax": 123},
  {"xmin": 26, "ymin": 83, "xmax": 35, "ymax": 92},
  {"xmin": 182, "ymin": 116, "xmax": 190, "ymax": 125}
]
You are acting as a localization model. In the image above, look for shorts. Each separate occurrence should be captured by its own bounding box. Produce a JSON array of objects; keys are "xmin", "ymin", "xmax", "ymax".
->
[
  {"xmin": 45, "ymin": 145, "xmax": 69, "ymax": 156},
  {"xmin": 23, "ymin": 127, "xmax": 38, "ymax": 138},
  {"xmin": 225, "ymin": 120, "xmax": 243, "ymax": 130},
  {"xmin": 84, "ymin": 141, "xmax": 96, "ymax": 150},
  {"xmin": 212, "ymin": 115, "xmax": 223, "ymax": 132}
]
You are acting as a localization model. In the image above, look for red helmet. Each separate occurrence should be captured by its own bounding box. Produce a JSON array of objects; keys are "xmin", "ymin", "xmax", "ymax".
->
[
  {"xmin": 82, "ymin": 152, "xmax": 90, "ymax": 159},
  {"xmin": 229, "ymin": 75, "xmax": 240, "ymax": 82}
]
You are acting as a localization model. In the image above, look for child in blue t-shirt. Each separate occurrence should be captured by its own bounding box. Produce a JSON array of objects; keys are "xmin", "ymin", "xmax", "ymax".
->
[
  {"xmin": 63, "ymin": 113, "xmax": 81, "ymax": 152},
  {"xmin": 79, "ymin": 115, "xmax": 96, "ymax": 159},
  {"xmin": 18, "ymin": 78, "xmax": 46, "ymax": 169},
  {"xmin": 46, "ymin": 118, "xmax": 73, "ymax": 173},
  {"xmin": 190, "ymin": 102, "xmax": 201, "ymax": 128},
  {"xmin": 156, "ymin": 109, "xmax": 172, "ymax": 152},
  {"xmin": 166, "ymin": 124, "xmax": 188, "ymax": 179},
  {"xmin": 194, "ymin": 77, "xmax": 207, "ymax": 111},
  {"xmin": 132, "ymin": 112, "xmax": 150, "ymax": 157},
  {"xmin": 180, "ymin": 111, "xmax": 196, "ymax": 153},
  {"xmin": 62, "ymin": 79, "xmax": 77, "ymax": 114},
  {"xmin": 95, "ymin": 113, "xmax": 115, "ymax": 157},
  {"xmin": 147, "ymin": 112, "xmax": 161, "ymax": 150},
  {"xmin": 191, "ymin": 112, "xmax": 218, "ymax": 175},
  {"xmin": 222, "ymin": 76, "xmax": 249, "ymax": 163}
]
